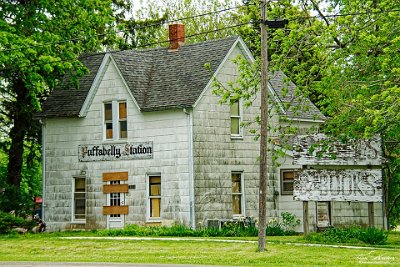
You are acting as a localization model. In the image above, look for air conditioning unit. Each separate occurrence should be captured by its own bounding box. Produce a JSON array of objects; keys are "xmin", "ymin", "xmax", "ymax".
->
[{"xmin": 207, "ymin": 219, "xmax": 221, "ymax": 229}]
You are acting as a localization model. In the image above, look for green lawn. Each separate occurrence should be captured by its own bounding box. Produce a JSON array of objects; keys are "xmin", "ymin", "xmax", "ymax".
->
[{"xmin": 0, "ymin": 234, "xmax": 399, "ymax": 266}]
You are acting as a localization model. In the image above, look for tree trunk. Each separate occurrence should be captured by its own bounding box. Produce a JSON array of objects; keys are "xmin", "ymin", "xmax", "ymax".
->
[{"xmin": 7, "ymin": 78, "xmax": 30, "ymax": 190}]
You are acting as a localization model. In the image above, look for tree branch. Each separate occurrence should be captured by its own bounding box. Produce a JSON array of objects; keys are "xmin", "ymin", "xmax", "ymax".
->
[{"xmin": 309, "ymin": 0, "xmax": 344, "ymax": 48}]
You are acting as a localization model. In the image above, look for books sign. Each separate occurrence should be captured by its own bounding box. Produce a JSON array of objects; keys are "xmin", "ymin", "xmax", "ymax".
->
[{"xmin": 293, "ymin": 169, "xmax": 382, "ymax": 202}]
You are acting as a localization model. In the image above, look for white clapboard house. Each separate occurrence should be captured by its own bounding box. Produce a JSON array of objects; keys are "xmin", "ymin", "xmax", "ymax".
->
[{"xmin": 37, "ymin": 24, "xmax": 384, "ymax": 231}]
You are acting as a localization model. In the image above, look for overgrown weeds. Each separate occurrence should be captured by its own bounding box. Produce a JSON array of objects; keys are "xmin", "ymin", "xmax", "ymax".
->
[
  {"xmin": 96, "ymin": 222, "xmax": 258, "ymax": 238},
  {"xmin": 305, "ymin": 226, "xmax": 388, "ymax": 245}
]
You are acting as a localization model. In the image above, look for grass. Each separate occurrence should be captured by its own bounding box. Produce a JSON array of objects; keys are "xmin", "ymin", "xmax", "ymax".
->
[{"xmin": 0, "ymin": 233, "xmax": 399, "ymax": 266}]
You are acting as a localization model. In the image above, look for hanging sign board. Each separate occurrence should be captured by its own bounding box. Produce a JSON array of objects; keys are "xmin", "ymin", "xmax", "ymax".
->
[
  {"xmin": 293, "ymin": 169, "xmax": 382, "ymax": 202},
  {"xmin": 78, "ymin": 142, "xmax": 153, "ymax": 162},
  {"xmin": 293, "ymin": 134, "xmax": 382, "ymax": 166}
]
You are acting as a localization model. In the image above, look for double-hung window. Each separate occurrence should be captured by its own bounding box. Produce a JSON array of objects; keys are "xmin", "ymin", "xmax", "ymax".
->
[
  {"xmin": 73, "ymin": 177, "xmax": 86, "ymax": 221},
  {"xmin": 232, "ymin": 172, "xmax": 244, "ymax": 217},
  {"xmin": 148, "ymin": 176, "xmax": 161, "ymax": 219},
  {"xmin": 104, "ymin": 101, "xmax": 127, "ymax": 140},
  {"xmin": 281, "ymin": 170, "xmax": 295, "ymax": 195},
  {"xmin": 230, "ymin": 100, "xmax": 242, "ymax": 137}
]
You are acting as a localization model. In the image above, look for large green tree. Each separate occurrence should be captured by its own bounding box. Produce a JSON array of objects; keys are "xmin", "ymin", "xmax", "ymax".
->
[
  {"xmin": 237, "ymin": 0, "xmax": 400, "ymax": 226},
  {"xmin": 303, "ymin": 0, "xmax": 400, "ymax": 226},
  {"xmin": 0, "ymin": 0, "xmax": 116, "ymax": 213}
]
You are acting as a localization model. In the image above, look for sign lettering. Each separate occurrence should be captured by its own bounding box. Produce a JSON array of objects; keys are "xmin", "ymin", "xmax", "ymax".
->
[
  {"xmin": 293, "ymin": 169, "xmax": 382, "ymax": 202},
  {"xmin": 78, "ymin": 142, "xmax": 153, "ymax": 162}
]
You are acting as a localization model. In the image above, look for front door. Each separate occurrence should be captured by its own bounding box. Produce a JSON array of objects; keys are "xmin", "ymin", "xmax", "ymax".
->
[{"xmin": 107, "ymin": 181, "xmax": 125, "ymax": 229}]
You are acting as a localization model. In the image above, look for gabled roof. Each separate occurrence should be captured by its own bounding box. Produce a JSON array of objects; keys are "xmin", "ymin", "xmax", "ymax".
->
[
  {"xmin": 269, "ymin": 71, "xmax": 326, "ymax": 122},
  {"xmin": 40, "ymin": 53, "xmax": 105, "ymax": 117},
  {"xmin": 39, "ymin": 37, "xmax": 238, "ymax": 117},
  {"xmin": 38, "ymin": 36, "xmax": 325, "ymax": 122}
]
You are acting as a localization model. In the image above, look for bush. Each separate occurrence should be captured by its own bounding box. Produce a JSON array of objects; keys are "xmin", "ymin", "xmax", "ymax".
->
[
  {"xmin": 305, "ymin": 226, "xmax": 387, "ymax": 245},
  {"xmin": 358, "ymin": 227, "xmax": 388, "ymax": 245},
  {"xmin": 0, "ymin": 212, "xmax": 35, "ymax": 234},
  {"xmin": 97, "ymin": 221, "xmax": 259, "ymax": 238},
  {"xmin": 265, "ymin": 212, "xmax": 301, "ymax": 236}
]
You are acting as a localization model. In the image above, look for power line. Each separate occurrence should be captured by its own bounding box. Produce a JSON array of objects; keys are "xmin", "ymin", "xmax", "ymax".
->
[
  {"xmin": 1, "ymin": 3, "xmax": 398, "ymax": 54},
  {"xmin": 0, "ymin": 22, "xmax": 251, "ymax": 72},
  {"xmin": 0, "ymin": 3, "xmax": 253, "ymax": 54},
  {"xmin": 291, "ymin": 8, "xmax": 400, "ymax": 21}
]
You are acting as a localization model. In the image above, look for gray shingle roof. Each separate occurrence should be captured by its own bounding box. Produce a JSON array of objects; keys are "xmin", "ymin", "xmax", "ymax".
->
[
  {"xmin": 269, "ymin": 71, "xmax": 326, "ymax": 121},
  {"xmin": 39, "ymin": 53, "xmax": 105, "ymax": 117},
  {"xmin": 38, "ymin": 37, "xmax": 237, "ymax": 118},
  {"xmin": 38, "ymin": 36, "xmax": 325, "ymax": 122},
  {"xmin": 112, "ymin": 37, "xmax": 237, "ymax": 112}
]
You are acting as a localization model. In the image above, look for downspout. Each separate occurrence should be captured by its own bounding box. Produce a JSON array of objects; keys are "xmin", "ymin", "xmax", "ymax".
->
[
  {"xmin": 40, "ymin": 120, "xmax": 46, "ymax": 221},
  {"xmin": 184, "ymin": 108, "xmax": 195, "ymax": 229}
]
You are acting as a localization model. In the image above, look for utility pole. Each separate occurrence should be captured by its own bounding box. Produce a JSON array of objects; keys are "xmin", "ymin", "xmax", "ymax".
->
[
  {"xmin": 258, "ymin": 0, "xmax": 268, "ymax": 252},
  {"xmin": 258, "ymin": 0, "xmax": 288, "ymax": 252}
]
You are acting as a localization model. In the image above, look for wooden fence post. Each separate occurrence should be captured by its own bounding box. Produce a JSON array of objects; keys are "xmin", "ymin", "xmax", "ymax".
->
[
  {"xmin": 368, "ymin": 202, "xmax": 374, "ymax": 227},
  {"xmin": 303, "ymin": 201, "xmax": 309, "ymax": 235}
]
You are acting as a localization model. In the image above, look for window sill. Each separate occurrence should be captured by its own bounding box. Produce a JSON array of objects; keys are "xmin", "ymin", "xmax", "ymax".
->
[
  {"xmin": 71, "ymin": 220, "xmax": 86, "ymax": 224},
  {"xmin": 102, "ymin": 139, "xmax": 127, "ymax": 144},
  {"xmin": 231, "ymin": 135, "xmax": 243, "ymax": 140},
  {"xmin": 146, "ymin": 218, "xmax": 161, "ymax": 223},
  {"xmin": 233, "ymin": 215, "xmax": 245, "ymax": 220}
]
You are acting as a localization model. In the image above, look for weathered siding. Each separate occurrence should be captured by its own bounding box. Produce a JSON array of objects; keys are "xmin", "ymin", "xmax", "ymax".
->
[
  {"xmin": 276, "ymin": 154, "xmax": 385, "ymax": 232},
  {"xmin": 44, "ymin": 59, "xmax": 191, "ymax": 231},
  {"xmin": 192, "ymin": 46, "xmax": 265, "ymax": 226}
]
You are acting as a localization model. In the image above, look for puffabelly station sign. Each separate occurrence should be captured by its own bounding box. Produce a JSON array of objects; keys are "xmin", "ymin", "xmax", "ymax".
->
[
  {"xmin": 293, "ymin": 169, "xmax": 383, "ymax": 202},
  {"xmin": 78, "ymin": 142, "xmax": 153, "ymax": 162}
]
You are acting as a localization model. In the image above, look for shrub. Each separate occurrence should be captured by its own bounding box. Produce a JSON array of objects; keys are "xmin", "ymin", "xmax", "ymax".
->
[
  {"xmin": 0, "ymin": 212, "xmax": 35, "ymax": 234},
  {"xmin": 97, "ymin": 221, "xmax": 258, "ymax": 238},
  {"xmin": 265, "ymin": 218, "xmax": 285, "ymax": 236},
  {"xmin": 305, "ymin": 226, "xmax": 387, "ymax": 245},
  {"xmin": 358, "ymin": 227, "xmax": 387, "ymax": 245},
  {"xmin": 265, "ymin": 212, "xmax": 300, "ymax": 236}
]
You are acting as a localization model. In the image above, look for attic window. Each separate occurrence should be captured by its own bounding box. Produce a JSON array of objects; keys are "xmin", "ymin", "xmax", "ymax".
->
[{"xmin": 104, "ymin": 101, "xmax": 127, "ymax": 141}]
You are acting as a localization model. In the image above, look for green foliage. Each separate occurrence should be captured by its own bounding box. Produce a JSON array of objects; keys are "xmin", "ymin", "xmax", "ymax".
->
[
  {"xmin": 0, "ymin": 0, "xmax": 121, "ymax": 214},
  {"xmin": 305, "ymin": 226, "xmax": 388, "ymax": 245},
  {"xmin": 358, "ymin": 227, "xmax": 388, "ymax": 245},
  {"xmin": 133, "ymin": 0, "xmax": 240, "ymax": 46},
  {"xmin": 0, "ymin": 212, "xmax": 35, "ymax": 234},
  {"xmin": 94, "ymin": 222, "xmax": 258, "ymax": 238},
  {"xmin": 0, "ymin": 147, "xmax": 42, "ymax": 216},
  {"xmin": 266, "ymin": 212, "xmax": 301, "ymax": 236}
]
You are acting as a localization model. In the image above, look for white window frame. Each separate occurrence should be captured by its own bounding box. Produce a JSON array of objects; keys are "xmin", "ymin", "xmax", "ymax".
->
[
  {"xmin": 230, "ymin": 99, "xmax": 243, "ymax": 139},
  {"xmin": 72, "ymin": 176, "xmax": 86, "ymax": 223},
  {"xmin": 103, "ymin": 100, "xmax": 127, "ymax": 141},
  {"xmin": 146, "ymin": 174, "xmax": 162, "ymax": 222},
  {"xmin": 232, "ymin": 172, "xmax": 245, "ymax": 218}
]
